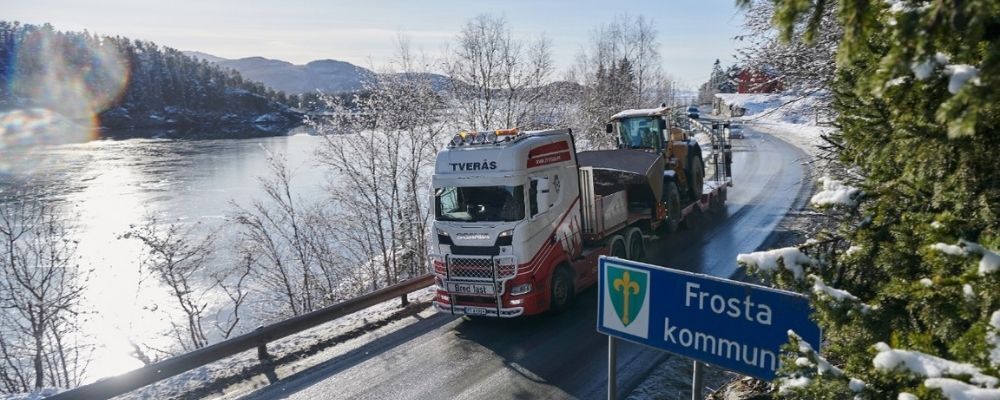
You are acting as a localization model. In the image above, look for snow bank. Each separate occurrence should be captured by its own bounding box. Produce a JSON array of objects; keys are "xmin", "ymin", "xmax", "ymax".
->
[
  {"xmin": 898, "ymin": 393, "xmax": 918, "ymax": 400},
  {"xmin": 712, "ymin": 92, "xmax": 836, "ymax": 163},
  {"xmin": 810, "ymin": 176, "xmax": 861, "ymax": 207},
  {"xmin": 873, "ymin": 342, "xmax": 999, "ymax": 388},
  {"xmin": 737, "ymin": 246, "xmax": 815, "ymax": 280},
  {"xmin": 0, "ymin": 389, "xmax": 62, "ymax": 400}
]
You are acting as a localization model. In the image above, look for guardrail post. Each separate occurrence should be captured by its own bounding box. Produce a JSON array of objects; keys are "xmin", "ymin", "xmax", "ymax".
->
[
  {"xmin": 255, "ymin": 326, "xmax": 272, "ymax": 363},
  {"xmin": 400, "ymin": 294, "xmax": 409, "ymax": 307}
]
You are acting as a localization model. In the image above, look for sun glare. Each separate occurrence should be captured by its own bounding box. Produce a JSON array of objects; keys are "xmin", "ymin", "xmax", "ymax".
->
[{"xmin": 0, "ymin": 28, "xmax": 129, "ymax": 171}]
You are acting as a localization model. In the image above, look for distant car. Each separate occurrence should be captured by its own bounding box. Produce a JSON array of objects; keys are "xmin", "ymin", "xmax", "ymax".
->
[
  {"xmin": 727, "ymin": 124, "xmax": 745, "ymax": 139},
  {"xmin": 687, "ymin": 112, "xmax": 699, "ymax": 119},
  {"xmin": 687, "ymin": 106, "xmax": 699, "ymax": 113}
]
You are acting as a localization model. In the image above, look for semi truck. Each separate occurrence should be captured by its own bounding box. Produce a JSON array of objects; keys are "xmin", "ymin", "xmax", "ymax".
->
[{"xmin": 430, "ymin": 106, "xmax": 731, "ymax": 317}]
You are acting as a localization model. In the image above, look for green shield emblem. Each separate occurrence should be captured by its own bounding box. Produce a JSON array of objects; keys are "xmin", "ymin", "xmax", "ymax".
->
[{"xmin": 607, "ymin": 264, "xmax": 648, "ymax": 326}]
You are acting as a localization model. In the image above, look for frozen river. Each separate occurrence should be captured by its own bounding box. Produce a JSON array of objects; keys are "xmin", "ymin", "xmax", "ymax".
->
[{"xmin": 1, "ymin": 132, "xmax": 331, "ymax": 380}]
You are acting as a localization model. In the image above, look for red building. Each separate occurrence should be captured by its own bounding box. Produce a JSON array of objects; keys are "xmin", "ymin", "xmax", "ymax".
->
[{"xmin": 737, "ymin": 68, "xmax": 783, "ymax": 93}]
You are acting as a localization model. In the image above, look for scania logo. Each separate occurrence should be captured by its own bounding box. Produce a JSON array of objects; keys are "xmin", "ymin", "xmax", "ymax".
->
[{"xmin": 456, "ymin": 233, "xmax": 490, "ymax": 240}]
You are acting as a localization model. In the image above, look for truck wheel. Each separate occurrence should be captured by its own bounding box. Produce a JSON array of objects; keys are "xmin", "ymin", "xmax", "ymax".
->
[
  {"xmin": 663, "ymin": 182, "xmax": 681, "ymax": 233},
  {"xmin": 610, "ymin": 235, "xmax": 627, "ymax": 258},
  {"xmin": 550, "ymin": 267, "xmax": 574, "ymax": 313},
  {"xmin": 625, "ymin": 228, "xmax": 645, "ymax": 261},
  {"xmin": 687, "ymin": 155, "xmax": 704, "ymax": 201}
]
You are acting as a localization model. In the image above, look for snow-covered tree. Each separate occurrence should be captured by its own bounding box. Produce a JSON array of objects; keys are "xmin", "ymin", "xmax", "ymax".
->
[
  {"xmin": 735, "ymin": 0, "xmax": 841, "ymax": 93},
  {"xmin": 445, "ymin": 14, "xmax": 555, "ymax": 131},
  {"xmin": 571, "ymin": 14, "xmax": 675, "ymax": 149},
  {"xmin": 314, "ymin": 38, "xmax": 447, "ymax": 293},
  {"xmin": 735, "ymin": 0, "xmax": 1000, "ymax": 398},
  {"xmin": 0, "ymin": 191, "xmax": 90, "ymax": 392}
]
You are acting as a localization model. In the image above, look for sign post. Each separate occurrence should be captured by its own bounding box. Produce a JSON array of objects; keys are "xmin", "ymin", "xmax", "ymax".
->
[
  {"xmin": 597, "ymin": 256, "xmax": 821, "ymax": 398},
  {"xmin": 608, "ymin": 336, "xmax": 618, "ymax": 400}
]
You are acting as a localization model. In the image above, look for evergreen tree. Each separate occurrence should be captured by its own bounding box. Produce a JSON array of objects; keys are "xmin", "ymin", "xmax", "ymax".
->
[
  {"xmin": 0, "ymin": 21, "xmax": 299, "ymax": 135},
  {"xmin": 736, "ymin": 0, "xmax": 1000, "ymax": 398}
]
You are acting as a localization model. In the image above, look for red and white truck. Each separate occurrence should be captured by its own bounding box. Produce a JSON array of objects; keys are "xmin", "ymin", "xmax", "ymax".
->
[{"xmin": 430, "ymin": 107, "xmax": 731, "ymax": 317}]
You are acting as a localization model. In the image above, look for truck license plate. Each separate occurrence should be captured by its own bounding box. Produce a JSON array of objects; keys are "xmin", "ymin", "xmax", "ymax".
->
[
  {"xmin": 447, "ymin": 282, "xmax": 495, "ymax": 295},
  {"xmin": 464, "ymin": 307, "xmax": 488, "ymax": 315}
]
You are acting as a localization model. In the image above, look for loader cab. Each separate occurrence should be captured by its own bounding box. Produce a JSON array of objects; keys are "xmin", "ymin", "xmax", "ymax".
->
[{"xmin": 608, "ymin": 116, "xmax": 667, "ymax": 152}]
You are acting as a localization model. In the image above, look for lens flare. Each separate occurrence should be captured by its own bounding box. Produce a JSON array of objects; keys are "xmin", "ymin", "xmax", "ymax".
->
[{"xmin": 1, "ymin": 27, "xmax": 129, "ymax": 172}]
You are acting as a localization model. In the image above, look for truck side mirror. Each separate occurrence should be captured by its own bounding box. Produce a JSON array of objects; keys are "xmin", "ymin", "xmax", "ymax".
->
[{"xmin": 605, "ymin": 124, "xmax": 613, "ymax": 134}]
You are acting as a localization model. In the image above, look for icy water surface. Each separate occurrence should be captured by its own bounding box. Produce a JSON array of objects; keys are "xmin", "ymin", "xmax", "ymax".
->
[{"xmin": 0, "ymin": 132, "xmax": 330, "ymax": 380}]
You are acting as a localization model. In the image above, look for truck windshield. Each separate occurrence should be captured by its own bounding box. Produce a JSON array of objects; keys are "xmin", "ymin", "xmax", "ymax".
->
[
  {"xmin": 435, "ymin": 185, "xmax": 525, "ymax": 222},
  {"xmin": 619, "ymin": 117, "xmax": 662, "ymax": 149}
]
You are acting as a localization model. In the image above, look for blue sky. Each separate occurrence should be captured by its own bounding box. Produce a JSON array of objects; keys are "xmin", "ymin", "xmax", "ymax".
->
[{"xmin": 3, "ymin": 0, "xmax": 745, "ymax": 89}]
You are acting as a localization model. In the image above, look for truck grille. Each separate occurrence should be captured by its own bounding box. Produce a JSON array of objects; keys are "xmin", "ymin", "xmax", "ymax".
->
[{"xmin": 448, "ymin": 256, "xmax": 495, "ymax": 280}]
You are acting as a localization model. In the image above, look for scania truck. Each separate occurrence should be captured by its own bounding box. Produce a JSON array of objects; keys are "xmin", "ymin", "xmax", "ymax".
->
[{"xmin": 430, "ymin": 106, "xmax": 731, "ymax": 317}]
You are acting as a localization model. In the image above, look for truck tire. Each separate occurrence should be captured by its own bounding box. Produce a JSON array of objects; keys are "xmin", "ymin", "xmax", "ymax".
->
[
  {"xmin": 687, "ymin": 154, "xmax": 704, "ymax": 201},
  {"xmin": 550, "ymin": 266, "xmax": 574, "ymax": 313},
  {"xmin": 610, "ymin": 235, "xmax": 627, "ymax": 258},
  {"xmin": 663, "ymin": 182, "xmax": 681, "ymax": 233},
  {"xmin": 625, "ymin": 228, "xmax": 646, "ymax": 261}
]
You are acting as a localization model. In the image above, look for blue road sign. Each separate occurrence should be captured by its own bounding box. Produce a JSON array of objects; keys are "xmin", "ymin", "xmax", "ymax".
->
[{"xmin": 597, "ymin": 256, "xmax": 821, "ymax": 380}]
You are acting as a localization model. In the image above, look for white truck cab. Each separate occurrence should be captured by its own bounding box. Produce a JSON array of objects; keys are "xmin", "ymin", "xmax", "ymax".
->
[{"xmin": 430, "ymin": 128, "xmax": 584, "ymax": 317}]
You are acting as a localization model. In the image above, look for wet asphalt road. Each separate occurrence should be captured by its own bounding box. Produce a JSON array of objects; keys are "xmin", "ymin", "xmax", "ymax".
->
[{"xmin": 240, "ymin": 126, "xmax": 811, "ymax": 400}]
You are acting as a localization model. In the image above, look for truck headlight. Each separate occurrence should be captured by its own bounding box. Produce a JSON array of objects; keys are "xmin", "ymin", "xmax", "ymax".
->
[
  {"xmin": 437, "ymin": 229, "xmax": 453, "ymax": 245},
  {"xmin": 511, "ymin": 283, "xmax": 532, "ymax": 296},
  {"xmin": 496, "ymin": 229, "xmax": 513, "ymax": 246}
]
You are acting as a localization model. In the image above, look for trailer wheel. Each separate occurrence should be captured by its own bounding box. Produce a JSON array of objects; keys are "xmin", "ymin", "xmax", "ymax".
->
[
  {"xmin": 663, "ymin": 182, "xmax": 681, "ymax": 233},
  {"xmin": 550, "ymin": 266, "xmax": 574, "ymax": 313},
  {"xmin": 625, "ymin": 228, "xmax": 646, "ymax": 261}
]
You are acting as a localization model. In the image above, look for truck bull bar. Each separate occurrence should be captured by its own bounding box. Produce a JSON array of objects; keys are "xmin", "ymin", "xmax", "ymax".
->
[{"xmin": 430, "ymin": 253, "xmax": 523, "ymax": 317}]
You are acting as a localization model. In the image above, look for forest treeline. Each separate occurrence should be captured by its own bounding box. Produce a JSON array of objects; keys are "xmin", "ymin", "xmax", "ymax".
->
[{"xmin": 0, "ymin": 21, "xmax": 301, "ymax": 137}]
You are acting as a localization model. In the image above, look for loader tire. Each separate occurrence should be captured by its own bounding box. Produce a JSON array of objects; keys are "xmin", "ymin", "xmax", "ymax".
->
[
  {"xmin": 663, "ymin": 182, "xmax": 681, "ymax": 233},
  {"xmin": 687, "ymin": 154, "xmax": 704, "ymax": 201}
]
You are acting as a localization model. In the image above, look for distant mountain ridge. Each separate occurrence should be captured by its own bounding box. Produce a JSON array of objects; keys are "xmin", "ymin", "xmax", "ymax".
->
[{"xmin": 185, "ymin": 52, "xmax": 452, "ymax": 94}]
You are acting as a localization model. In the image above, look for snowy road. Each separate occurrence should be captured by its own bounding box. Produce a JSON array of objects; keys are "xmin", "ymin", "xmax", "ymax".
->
[{"xmin": 238, "ymin": 125, "xmax": 811, "ymax": 400}]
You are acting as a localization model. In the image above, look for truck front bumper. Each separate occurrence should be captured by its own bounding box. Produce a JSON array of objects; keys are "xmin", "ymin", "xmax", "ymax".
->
[{"xmin": 432, "ymin": 299, "xmax": 524, "ymax": 317}]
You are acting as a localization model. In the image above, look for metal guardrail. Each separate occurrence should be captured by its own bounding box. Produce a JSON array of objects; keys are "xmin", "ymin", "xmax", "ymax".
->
[{"xmin": 51, "ymin": 274, "xmax": 436, "ymax": 400}]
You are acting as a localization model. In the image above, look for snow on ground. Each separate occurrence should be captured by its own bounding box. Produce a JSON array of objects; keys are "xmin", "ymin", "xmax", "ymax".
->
[
  {"xmin": 0, "ymin": 389, "xmax": 62, "ymax": 400},
  {"xmin": 115, "ymin": 286, "xmax": 438, "ymax": 399},
  {"xmin": 713, "ymin": 92, "xmax": 836, "ymax": 162}
]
